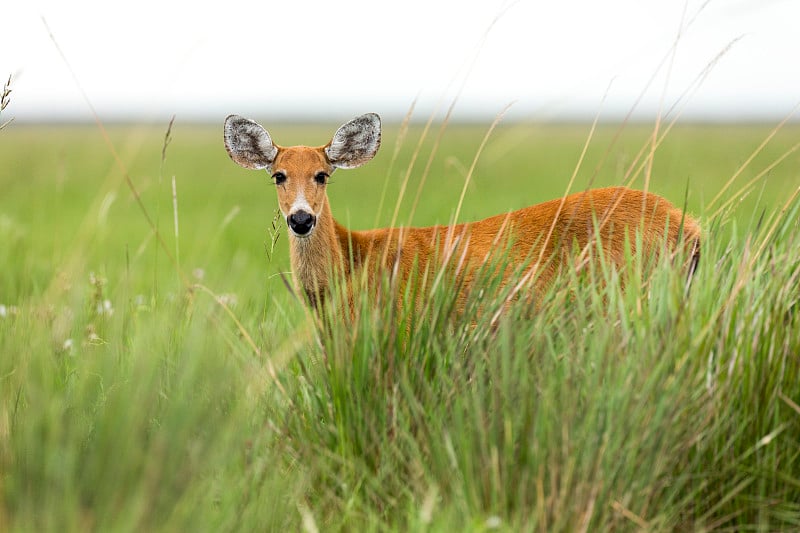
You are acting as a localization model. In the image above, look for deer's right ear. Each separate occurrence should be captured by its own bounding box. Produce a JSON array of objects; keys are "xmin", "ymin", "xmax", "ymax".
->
[{"xmin": 223, "ymin": 115, "xmax": 278, "ymax": 171}]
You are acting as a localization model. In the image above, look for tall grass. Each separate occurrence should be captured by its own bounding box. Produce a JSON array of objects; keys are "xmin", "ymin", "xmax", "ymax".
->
[
  {"xmin": 287, "ymin": 194, "xmax": 800, "ymax": 530},
  {"xmin": 0, "ymin": 75, "xmax": 12, "ymax": 131},
  {"xmin": 1, "ymin": 119, "xmax": 799, "ymax": 531}
]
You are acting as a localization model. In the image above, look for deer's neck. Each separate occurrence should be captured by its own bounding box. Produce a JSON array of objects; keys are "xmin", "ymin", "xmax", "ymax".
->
[{"xmin": 288, "ymin": 198, "xmax": 349, "ymax": 304}]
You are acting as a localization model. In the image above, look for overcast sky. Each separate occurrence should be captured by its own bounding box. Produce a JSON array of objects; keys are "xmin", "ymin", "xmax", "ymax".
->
[{"xmin": 3, "ymin": 0, "xmax": 798, "ymax": 123}]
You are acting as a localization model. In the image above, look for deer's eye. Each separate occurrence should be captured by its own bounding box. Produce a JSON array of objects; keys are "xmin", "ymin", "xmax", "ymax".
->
[
  {"xmin": 314, "ymin": 172, "xmax": 328, "ymax": 185},
  {"xmin": 272, "ymin": 172, "xmax": 287, "ymax": 185}
]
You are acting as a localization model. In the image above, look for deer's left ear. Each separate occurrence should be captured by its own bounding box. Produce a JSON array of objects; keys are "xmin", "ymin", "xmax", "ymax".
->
[{"xmin": 325, "ymin": 113, "xmax": 381, "ymax": 169}]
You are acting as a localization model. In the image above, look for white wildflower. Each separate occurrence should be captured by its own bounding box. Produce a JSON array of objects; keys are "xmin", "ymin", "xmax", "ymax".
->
[
  {"xmin": 86, "ymin": 330, "xmax": 102, "ymax": 344},
  {"xmin": 218, "ymin": 293, "xmax": 238, "ymax": 307},
  {"xmin": 96, "ymin": 299, "xmax": 114, "ymax": 316},
  {"xmin": 192, "ymin": 268, "xmax": 205, "ymax": 280},
  {"xmin": 485, "ymin": 516, "xmax": 502, "ymax": 529}
]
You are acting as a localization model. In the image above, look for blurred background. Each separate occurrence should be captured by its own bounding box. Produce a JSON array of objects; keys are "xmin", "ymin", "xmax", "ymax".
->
[{"xmin": 3, "ymin": 0, "xmax": 798, "ymax": 124}]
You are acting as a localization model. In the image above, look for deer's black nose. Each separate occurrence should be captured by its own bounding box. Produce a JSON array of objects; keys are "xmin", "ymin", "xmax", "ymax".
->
[{"xmin": 288, "ymin": 211, "xmax": 316, "ymax": 236}]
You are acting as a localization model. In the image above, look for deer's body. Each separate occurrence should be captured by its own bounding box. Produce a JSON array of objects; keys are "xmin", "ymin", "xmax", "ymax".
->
[{"xmin": 224, "ymin": 113, "xmax": 700, "ymax": 312}]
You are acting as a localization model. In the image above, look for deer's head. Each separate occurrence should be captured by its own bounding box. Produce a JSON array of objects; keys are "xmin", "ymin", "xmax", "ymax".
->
[{"xmin": 224, "ymin": 113, "xmax": 381, "ymax": 238}]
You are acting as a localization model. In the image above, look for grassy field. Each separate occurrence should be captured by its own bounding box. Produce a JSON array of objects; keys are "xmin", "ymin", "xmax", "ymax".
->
[{"xmin": 1, "ymin": 117, "xmax": 799, "ymax": 531}]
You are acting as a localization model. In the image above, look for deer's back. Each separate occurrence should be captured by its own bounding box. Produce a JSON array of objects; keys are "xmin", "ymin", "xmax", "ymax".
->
[{"xmin": 343, "ymin": 186, "xmax": 700, "ymax": 294}]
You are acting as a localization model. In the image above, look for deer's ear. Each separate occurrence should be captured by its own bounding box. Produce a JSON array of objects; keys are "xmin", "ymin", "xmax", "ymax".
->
[
  {"xmin": 224, "ymin": 115, "xmax": 278, "ymax": 171},
  {"xmin": 325, "ymin": 113, "xmax": 381, "ymax": 169}
]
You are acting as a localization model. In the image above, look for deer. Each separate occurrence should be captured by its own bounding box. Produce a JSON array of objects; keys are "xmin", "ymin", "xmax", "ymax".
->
[{"xmin": 223, "ymin": 113, "xmax": 700, "ymax": 317}]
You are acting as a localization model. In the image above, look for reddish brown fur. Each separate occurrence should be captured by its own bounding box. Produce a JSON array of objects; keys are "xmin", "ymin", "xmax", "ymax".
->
[{"xmin": 344, "ymin": 187, "xmax": 699, "ymax": 284}]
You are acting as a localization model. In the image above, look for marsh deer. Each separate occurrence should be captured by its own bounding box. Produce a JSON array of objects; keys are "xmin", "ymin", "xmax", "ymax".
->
[{"xmin": 223, "ymin": 113, "xmax": 700, "ymax": 313}]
